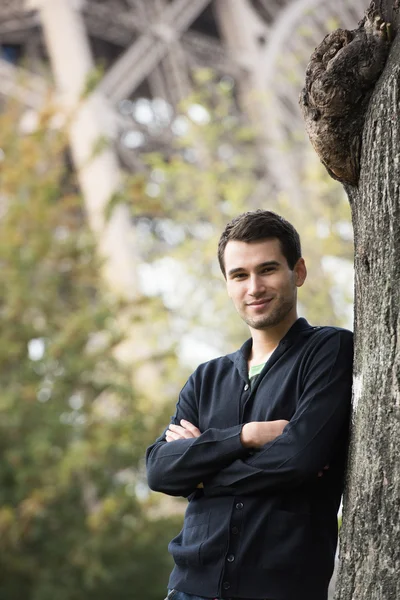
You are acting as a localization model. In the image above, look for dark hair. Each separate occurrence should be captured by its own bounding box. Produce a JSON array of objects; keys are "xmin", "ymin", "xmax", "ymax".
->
[{"xmin": 218, "ymin": 210, "xmax": 301, "ymax": 277}]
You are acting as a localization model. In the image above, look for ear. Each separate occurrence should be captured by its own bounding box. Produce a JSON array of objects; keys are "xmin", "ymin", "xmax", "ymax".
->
[{"xmin": 294, "ymin": 258, "xmax": 307, "ymax": 287}]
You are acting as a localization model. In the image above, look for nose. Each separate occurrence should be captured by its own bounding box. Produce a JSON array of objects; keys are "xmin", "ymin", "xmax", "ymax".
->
[{"xmin": 248, "ymin": 274, "xmax": 265, "ymax": 296}]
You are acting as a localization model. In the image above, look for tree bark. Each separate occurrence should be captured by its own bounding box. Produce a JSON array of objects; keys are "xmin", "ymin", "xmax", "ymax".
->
[{"xmin": 316, "ymin": 2, "xmax": 400, "ymax": 599}]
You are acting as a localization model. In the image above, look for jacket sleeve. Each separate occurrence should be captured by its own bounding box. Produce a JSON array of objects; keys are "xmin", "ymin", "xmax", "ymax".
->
[
  {"xmin": 203, "ymin": 330, "xmax": 353, "ymax": 497},
  {"xmin": 146, "ymin": 370, "xmax": 248, "ymax": 497}
]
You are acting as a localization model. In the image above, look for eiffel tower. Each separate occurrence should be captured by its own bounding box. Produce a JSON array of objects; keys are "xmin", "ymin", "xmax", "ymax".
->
[{"xmin": 0, "ymin": 0, "xmax": 364, "ymax": 291}]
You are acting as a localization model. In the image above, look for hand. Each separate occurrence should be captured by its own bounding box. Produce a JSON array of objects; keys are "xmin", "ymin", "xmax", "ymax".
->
[
  {"xmin": 240, "ymin": 420, "xmax": 289, "ymax": 449},
  {"xmin": 166, "ymin": 419, "xmax": 201, "ymax": 442}
]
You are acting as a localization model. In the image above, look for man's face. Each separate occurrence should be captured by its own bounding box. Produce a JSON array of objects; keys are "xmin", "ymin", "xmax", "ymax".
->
[{"xmin": 224, "ymin": 238, "xmax": 306, "ymax": 331}]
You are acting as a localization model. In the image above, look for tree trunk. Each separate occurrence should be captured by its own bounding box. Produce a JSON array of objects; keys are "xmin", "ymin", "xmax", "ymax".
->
[{"xmin": 318, "ymin": 2, "xmax": 400, "ymax": 599}]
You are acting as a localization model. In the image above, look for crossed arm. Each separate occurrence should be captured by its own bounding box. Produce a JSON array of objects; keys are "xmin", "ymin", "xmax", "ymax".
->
[
  {"xmin": 166, "ymin": 418, "xmax": 289, "ymax": 448},
  {"xmin": 146, "ymin": 330, "xmax": 353, "ymax": 498},
  {"xmin": 166, "ymin": 419, "xmax": 328, "ymax": 485}
]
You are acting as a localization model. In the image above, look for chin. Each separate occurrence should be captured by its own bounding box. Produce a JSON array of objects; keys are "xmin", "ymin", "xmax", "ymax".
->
[
  {"xmin": 251, "ymin": 320, "xmax": 278, "ymax": 330},
  {"xmin": 247, "ymin": 306, "xmax": 294, "ymax": 330}
]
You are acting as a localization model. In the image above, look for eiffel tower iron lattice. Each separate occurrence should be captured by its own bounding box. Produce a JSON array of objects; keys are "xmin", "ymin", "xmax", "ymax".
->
[
  {"xmin": 0, "ymin": 0, "xmax": 364, "ymax": 195},
  {"xmin": 0, "ymin": 0, "xmax": 363, "ymax": 287}
]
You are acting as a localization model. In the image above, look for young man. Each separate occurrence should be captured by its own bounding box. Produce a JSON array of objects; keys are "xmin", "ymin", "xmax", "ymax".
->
[{"xmin": 146, "ymin": 210, "xmax": 353, "ymax": 600}]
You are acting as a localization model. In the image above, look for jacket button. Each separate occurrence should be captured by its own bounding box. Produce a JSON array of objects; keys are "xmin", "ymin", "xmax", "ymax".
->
[
  {"xmin": 223, "ymin": 582, "xmax": 231, "ymax": 590},
  {"xmin": 244, "ymin": 384, "xmax": 249, "ymax": 391},
  {"xmin": 235, "ymin": 502, "xmax": 243, "ymax": 510},
  {"xmin": 227, "ymin": 554, "xmax": 235, "ymax": 562},
  {"xmin": 231, "ymin": 526, "xmax": 239, "ymax": 534}
]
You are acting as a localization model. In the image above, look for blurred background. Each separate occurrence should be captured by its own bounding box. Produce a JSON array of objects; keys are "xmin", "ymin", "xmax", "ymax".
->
[{"xmin": 0, "ymin": 0, "xmax": 361, "ymax": 598}]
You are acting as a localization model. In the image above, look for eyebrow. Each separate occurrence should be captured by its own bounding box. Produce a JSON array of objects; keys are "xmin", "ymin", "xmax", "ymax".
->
[{"xmin": 227, "ymin": 261, "xmax": 280, "ymax": 277}]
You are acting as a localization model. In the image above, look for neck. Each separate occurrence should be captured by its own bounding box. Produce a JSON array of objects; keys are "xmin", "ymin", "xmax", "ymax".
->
[{"xmin": 249, "ymin": 312, "xmax": 299, "ymax": 363}]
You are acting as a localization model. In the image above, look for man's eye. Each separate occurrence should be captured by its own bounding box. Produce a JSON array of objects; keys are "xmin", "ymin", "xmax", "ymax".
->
[{"xmin": 233, "ymin": 273, "xmax": 246, "ymax": 280}]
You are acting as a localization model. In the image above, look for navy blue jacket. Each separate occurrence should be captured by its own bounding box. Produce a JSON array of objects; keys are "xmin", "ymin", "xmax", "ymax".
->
[{"xmin": 146, "ymin": 318, "xmax": 353, "ymax": 600}]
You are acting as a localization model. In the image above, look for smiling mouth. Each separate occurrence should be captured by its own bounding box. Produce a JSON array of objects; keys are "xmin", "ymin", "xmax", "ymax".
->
[{"xmin": 247, "ymin": 299, "xmax": 273, "ymax": 307}]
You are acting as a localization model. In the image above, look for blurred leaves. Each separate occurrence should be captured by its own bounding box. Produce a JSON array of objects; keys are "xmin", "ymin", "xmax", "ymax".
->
[
  {"xmin": 0, "ymin": 71, "xmax": 354, "ymax": 599},
  {"xmin": 0, "ymin": 99, "xmax": 178, "ymax": 600},
  {"xmin": 110, "ymin": 72, "xmax": 353, "ymax": 356}
]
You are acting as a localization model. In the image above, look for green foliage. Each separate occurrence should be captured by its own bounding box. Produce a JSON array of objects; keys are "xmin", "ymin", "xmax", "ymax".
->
[
  {"xmin": 111, "ymin": 72, "xmax": 353, "ymax": 356},
  {"xmin": 0, "ymin": 100, "xmax": 178, "ymax": 600},
  {"xmin": 82, "ymin": 65, "xmax": 106, "ymax": 98},
  {"xmin": 0, "ymin": 71, "xmax": 353, "ymax": 599}
]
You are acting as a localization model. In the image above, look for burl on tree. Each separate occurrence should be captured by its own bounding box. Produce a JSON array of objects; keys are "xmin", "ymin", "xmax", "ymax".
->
[{"xmin": 299, "ymin": 3, "xmax": 392, "ymax": 186}]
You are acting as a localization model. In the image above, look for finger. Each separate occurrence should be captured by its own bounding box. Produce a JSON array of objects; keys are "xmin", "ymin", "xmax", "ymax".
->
[
  {"xmin": 169, "ymin": 424, "xmax": 191, "ymax": 436},
  {"xmin": 168, "ymin": 424, "xmax": 195, "ymax": 439},
  {"xmin": 170, "ymin": 423, "xmax": 198, "ymax": 438},
  {"xmin": 166, "ymin": 429, "xmax": 187, "ymax": 440},
  {"xmin": 180, "ymin": 419, "xmax": 201, "ymax": 437},
  {"xmin": 166, "ymin": 431, "xmax": 180, "ymax": 442},
  {"xmin": 168, "ymin": 424, "xmax": 186, "ymax": 434}
]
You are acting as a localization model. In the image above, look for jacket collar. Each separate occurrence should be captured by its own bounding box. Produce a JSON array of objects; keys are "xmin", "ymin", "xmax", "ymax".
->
[{"xmin": 228, "ymin": 317, "xmax": 314, "ymax": 381}]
